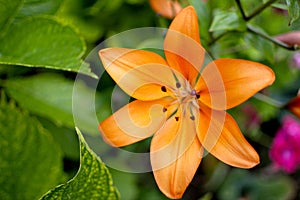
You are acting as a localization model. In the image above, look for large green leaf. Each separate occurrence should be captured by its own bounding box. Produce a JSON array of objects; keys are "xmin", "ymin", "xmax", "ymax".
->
[
  {"xmin": 4, "ymin": 73, "xmax": 111, "ymax": 135},
  {"xmin": 286, "ymin": 0, "xmax": 300, "ymax": 25},
  {"xmin": 41, "ymin": 128, "xmax": 119, "ymax": 199},
  {"xmin": 0, "ymin": 0, "xmax": 20, "ymax": 33},
  {"xmin": 17, "ymin": 0, "xmax": 63, "ymax": 18},
  {"xmin": 38, "ymin": 117, "xmax": 80, "ymax": 160},
  {"xmin": 209, "ymin": 10, "xmax": 246, "ymax": 32},
  {"xmin": 0, "ymin": 16, "xmax": 94, "ymax": 77},
  {"xmin": 0, "ymin": 99, "xmax": 64, "ymax": 200},
  {"xmin": 244, "ymin": 30, "xmax": 275, "ymax": 63}
]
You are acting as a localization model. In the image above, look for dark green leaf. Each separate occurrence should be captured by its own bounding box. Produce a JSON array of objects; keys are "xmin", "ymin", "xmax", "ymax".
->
[
  {"xmin": 244, "ymin": 30, "xmax": 275, "ymax": 63},
  {"xmin": 209, "ymin": 10, "xmax": 246, "ymax": 32},
  {"xmin": 218, "ymin": 169, "xmax": 295, "ymax": 200},
  {"xmin": 109, "ymin": 169, "xmax": 139, "ymax": 200},
  {"xmin": 38, "ymin": 117, "xmax": 80, "ymax": 160},
  {"xmin": 41, "ymin": 128, "xmax": 119, "ymax": 200},
  {"xmin": 0, "ymin": 0, "xmax": 20, "ymax": 33},
  {"xmin": 0, "ymin": 99, "xmax": 64, "ymax": 200},
  {"xmin": 286, "ymin": 0, "xmax": 300, "ymax": 25},
  {"xmin": 0, "ymin": 16, "xmax": 94, "ymax": 77},
  {"xmin": 4, "ymin": 73, "xmax": 110, "ymax": 135},
  {"xmin": 189, "ymin": 0, "xmax": 211, "ymax": 44}
]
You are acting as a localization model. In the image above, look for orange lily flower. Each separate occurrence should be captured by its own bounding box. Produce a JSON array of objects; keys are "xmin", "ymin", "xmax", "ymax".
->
[
  {"xmin": 98, "ymin": 6, "xmax": 275, "ymax": 199},
  {"xmin": 286, "ymin": 94, "xmax": 300, "ymax": 119},
  {"xmin": 149, "ymin": 0, "xmax": 182, "ymax": 19}
]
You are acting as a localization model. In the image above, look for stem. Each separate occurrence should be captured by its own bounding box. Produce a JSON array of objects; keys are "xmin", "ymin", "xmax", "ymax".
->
[
  {"xmin": 254, "ymin": 93, "xmax": 284, "ymax": 108},
  {"xmin": 208, "ymin": 31, "xmax": 229, "ymax": 46},
  {"xmin": 236, "ymin": 0, "xmax": 278, "ymax": 21},
  {"xmin": 247, "ymin": 25, "xmax": 300, "ymax": 51},
  {"xmin": 235, "ymin": 0, "xmax": 247, "ymax": 20},
  {"xmin": 246, "ymin": 0, "xmax": 278, "ymax": 21}
]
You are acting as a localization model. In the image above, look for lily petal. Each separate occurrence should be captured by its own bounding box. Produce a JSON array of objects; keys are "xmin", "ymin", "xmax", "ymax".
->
[
  {"xmin": 151, "ymin": 109, "xmax": 203, "ymax": 199},
  {"xmin": 287, "ymin": 95, "xmax": 300, "ymax": 119},
  {"xmin": 149, "ymin": 0, "xmax": 182, "ymax": 19},
  {"xmin": 197, "ymin": 58, "xmax": 275, "ymax": 110},
  {"xmin": 197, "ymin": 105, "xmax": 259, "ymax": 168},
  {"xmin": 99, "ymin": 48, "xmax": 180, "ymax": 101},
  {"xmin": 99, "ymin": 98, "xmax": 174, "ymax": 147},
  {"xmin": 164, "ymin": 6, "xmax": 205, "ymax": 85}
]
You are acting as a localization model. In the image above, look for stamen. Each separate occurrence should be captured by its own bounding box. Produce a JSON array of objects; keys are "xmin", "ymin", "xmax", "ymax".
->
[
  {"xmin": 176, "ymin": 82, "xmax": 181, "ymax": 88},
  {"xmin": 163, "ymin": 107, "xmax": 167, "ymax": 112},
  {"xmin": 191, "ymin": 89, "xmax": 197, "ymax": 95},
  {"xmin": 161, "ymin": 86, "xmax": 167, "ymax": 92},
  {"xmin": 175, "ymin": 116, "xmax": 179, "ymax": 121},
  {"xmin": 196, "ymin": 93, "xmax": 200, "ymax": 99},
  {"xmin": 190, "ymin": 116, "xmax": 195, "ymax": 120}
]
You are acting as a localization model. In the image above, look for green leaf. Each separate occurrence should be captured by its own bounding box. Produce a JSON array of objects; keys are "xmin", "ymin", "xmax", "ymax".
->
[
  {"xmin": 41, "ymin": 128, "xmax": 119, "ymax": 200},
  {"xmin": 286, "ymin": 0, "xmax": 300, "ymax": 25},
  {"xmin": 17, "ymin": 0, "xmax": 63, "ymax": 18},
  {"xmin": 4, "ymin": 73, "xmax": 110, "ymax": 135},
  {"xmin": 0, "ymin": 0, "xmax": 21, "ymax": 33},
  {"xmin": 218, "ymin": 169, "xmax": 295, "ymax": 200},
  {"xmin": 209, "ymin": 10, "xmax": 246, "ymax": 32},
  {"xmin": 56, "ymin": 0, "xmax": 107, "ymax": 43},
  {"xmin": 38, "ymin": 117, "xmax": 80, "ymax": 160},
  {"xmin": 0, "ymin": 99, "xmax": 64, "ymax": 200},
  {"xmin": 109, "ymin": 169, "xmax": 139, "ymax": 200},
  {"xmin": 0, "ymin": 16, "xmax": 95, "ymax": 77},
  {"xmin": 189, "ymin": 0, "xmax": 211, "ymax": 44},
  {"xmin": 244, "ymin": 31, "xmax": 275, "ymax": 63}
]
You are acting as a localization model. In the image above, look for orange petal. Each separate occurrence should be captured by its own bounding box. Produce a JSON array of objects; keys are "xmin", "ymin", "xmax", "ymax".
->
[
  {"xmin": 149, "ymin": 0, "xmax": 182, "ymax": 19},
  {"xmin": 99, "ymin": 98, "xmax": 174, "ymax": 147},
  {"xmin": 164, "ymin": 6, "xmax": 205, "ymax": 85},
  {"xmin": 287, "ymin": 95, "xmax": 300, "ymax": 119},
  {"xmin": 99, "ymin": 48, "xmax": 180, "ymax": 101},
  {"xmin": 197, "ymin": 105, "xmax": 259, "ymax": 168},
  {"xmin": 196, "ymin": 59, "xmax": 275, "ymax": 110},
  {"xmin": 151, "ymin": 109, "xmax": 203, "ymax": 199}
]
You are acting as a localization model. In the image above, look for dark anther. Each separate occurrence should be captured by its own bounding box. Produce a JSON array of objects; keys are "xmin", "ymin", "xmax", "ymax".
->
[
  {"xmin": 196, "ymin": 93, "xmax": 200, "ymax": 99},
  {"xmin": 191, "ymin": 90, "xmax": 197, "ymax": 95},
  {"xmin": 175, "ymin": 116, "xmax": 179, "ymax": 121},
  {"xmin": 163, "ymin": 107, "xmax": 167, "ymax": 112},
  {"xmin": 161, "ymin": 86, "xmax": 167, "ymax": 92},
  {"xmin": 176, "ymin": 82, "xmax": 181, "ymax": 88},
  {"xmin": 190, "ymin": 116, "xmax": 195, "ymax": 120}
]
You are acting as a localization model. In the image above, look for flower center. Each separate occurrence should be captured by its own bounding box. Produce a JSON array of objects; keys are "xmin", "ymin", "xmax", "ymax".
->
[
  {"xmin": 173, "ymin": 80, "xmax": 199, "ymax": 107},
  {"xmin": 161, "ymin": 79, "xmax": 200, "ymax": 121}
]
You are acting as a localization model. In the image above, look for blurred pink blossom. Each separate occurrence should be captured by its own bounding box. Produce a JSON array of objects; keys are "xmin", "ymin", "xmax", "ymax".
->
[
  {"xmin": 241, "ymin": 104, "xmax": 261, "ymax": 128},
  {"xmin": 292, "ymin": 53, "xmax": 300, "ymax": 69},
  {"xmin": 269, "ymin": 115, "xmax": 300, "ymax": 173}
]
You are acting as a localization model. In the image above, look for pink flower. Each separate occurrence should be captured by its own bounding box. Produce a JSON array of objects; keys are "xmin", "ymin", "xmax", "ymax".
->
[
  {"xmin": 241, "ymin": 104, "xmax": 261, "ymax": 128},
  {"xmin": 293, "ymin": 53, "xmax": 300, "ymax": 69},
  {"xmin": 269, "ymin": 115, "xmax": 300, "ymax": 173}
]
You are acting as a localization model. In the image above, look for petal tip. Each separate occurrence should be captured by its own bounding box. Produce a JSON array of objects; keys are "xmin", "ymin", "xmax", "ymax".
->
[{"xmin": 243, "ymin": 151, "xmax": 260, "ymax": 169}]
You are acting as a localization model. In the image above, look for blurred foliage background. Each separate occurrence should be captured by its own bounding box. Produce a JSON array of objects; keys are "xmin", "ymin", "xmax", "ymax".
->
[{"xmin": 0, "ymin": 0, "xmax": 300, "ymax": 199}]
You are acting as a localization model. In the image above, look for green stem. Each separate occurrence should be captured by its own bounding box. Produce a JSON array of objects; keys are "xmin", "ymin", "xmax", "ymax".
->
[
  {"xmin": 208, "ymin": 31, "xmax": 229, "ymax": 46},
  {"xmin": 235, "ymin": 0, "xmax": 247, "ymax": 20},
  {"xmin": 236, "ymin": 0, "xmax": 278, "ymax": 21},
  {"xmin": 247, "ymin": 25, "xmax": 300, "ymax": 51},
  {"xmin": 254, "ymin": 93, "xmax": 284, "ymax": 108}
]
